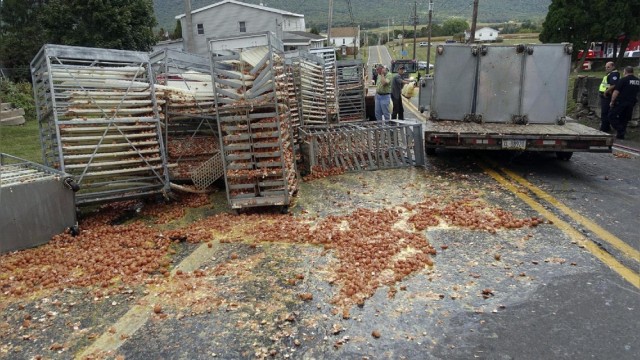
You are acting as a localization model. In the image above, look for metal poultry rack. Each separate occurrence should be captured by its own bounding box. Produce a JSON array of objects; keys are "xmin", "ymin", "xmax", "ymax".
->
[
  {"xmin": 309, "ymin": 47, "xmax": 338, "ymax": 120},
  {"xmin": 150, "ymin": 49, "xmax": 222, "ymax": 187},
  {"xmin": 30, "ymin": 44, "xmax": 170, "ymax": 205},
  {"xmin": 283, "ymin": 58, "xmax": 302, "ymax": 142},
  {"xmin": 335, "ymin": 60, "xmax": 366, "ymax": 122},
  {"xmin": 297, "ymin": 52, "xmax": 330, "ymax": 125},
  {"xmin": 210, "ymin": 32, "xmax": 298, "ymax": 210},
  {"xmin": 299, "ymin": 121, "xmax": 425, "ymax": 174}
]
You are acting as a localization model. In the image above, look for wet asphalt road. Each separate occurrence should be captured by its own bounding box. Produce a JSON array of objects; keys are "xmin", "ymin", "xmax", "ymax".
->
[{"xmin": 95, "ymin": 153, "xmax": 638, "ymax": 359}]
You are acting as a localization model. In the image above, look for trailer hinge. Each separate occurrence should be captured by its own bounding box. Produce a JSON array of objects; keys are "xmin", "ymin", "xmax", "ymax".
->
[
  {"xmin": 429, "ymin": 111, "xmax": 440, "ymax": 121},
  {"xmin": 512, "ymin": 115, "xmax": 529, "ymax": 125},
  {"xmin": 556, "ymin": 116, "xmax": 567, "ymax": 125},
  {"xmin": 564, "ymin": 43, "xmax": 573, "ymax": 55},
  {"xmin": 464, "ymin": 113, "xmax": 483, "ymax": 123}
]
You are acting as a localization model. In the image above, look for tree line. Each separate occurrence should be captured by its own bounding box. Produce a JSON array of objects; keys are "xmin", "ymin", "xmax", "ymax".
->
[{"xmin": 0, "ymin": 0, "xmax": 157, "ymax": 81}]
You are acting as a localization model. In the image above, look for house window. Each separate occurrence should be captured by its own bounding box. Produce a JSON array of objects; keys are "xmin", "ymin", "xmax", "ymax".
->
[
  {"xmin": 197, "ymin": 24, "xmax": 204, "ymax": 35},
  {"xmin": 239, "ymin": 21, "xmax": 246, "ymax": 33}
]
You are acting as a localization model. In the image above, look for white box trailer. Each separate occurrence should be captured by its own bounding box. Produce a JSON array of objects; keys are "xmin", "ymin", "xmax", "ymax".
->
[{"xmin": 418, "ymin": 43, "xmax": 613, "ymax": 159}]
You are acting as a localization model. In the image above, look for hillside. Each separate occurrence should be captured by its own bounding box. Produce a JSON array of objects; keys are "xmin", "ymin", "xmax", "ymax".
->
[{"xmin": 152, "ymin": 0, "xmax": 551, "ymax": 33}]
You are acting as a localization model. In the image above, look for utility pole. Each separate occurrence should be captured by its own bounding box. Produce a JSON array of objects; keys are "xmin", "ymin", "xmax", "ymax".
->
[
  {"xmin": 183, "ymin": 0, "xmax": 194, "ymax": 53},
  {"xmin": 426, "ymin": 0, "xmax": 433, "ymax": 74},
  {"xmin": 387, "ymin": 18, "xmax": 390, "ymax": 45},
  {"xmin": 412, "ymin": 1, "xmax": 417, "ymax": 61},
  {"xmin": 468, "ymin": 0, "xmax": 479, "ymax": 44},
  {"xmin": 402, "ymin": 20, "xmax": 405, "ymax": 59},
  {"xmin": 327, "ymin": 0, "xmax": 334, "ymax": 47}
]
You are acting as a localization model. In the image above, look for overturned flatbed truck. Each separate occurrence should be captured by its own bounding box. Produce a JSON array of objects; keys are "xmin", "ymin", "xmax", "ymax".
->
[{"xmin": 418, "ymin": 43, "xmax": 613, "ymax": 159}]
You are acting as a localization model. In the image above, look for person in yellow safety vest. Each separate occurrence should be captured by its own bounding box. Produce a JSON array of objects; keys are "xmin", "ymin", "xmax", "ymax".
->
[{"xmin": 599, "ymin": 61, "xmax": 619, "ymax": 132}]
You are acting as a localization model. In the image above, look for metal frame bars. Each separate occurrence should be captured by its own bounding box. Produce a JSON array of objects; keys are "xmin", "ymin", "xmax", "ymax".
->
[
  {"xmin": 335, "ymin": 60, "xmax": 366, "ymax": 122},
  {"xmin": 149, "ymin": 49, "xmax": 222, "ymax": 184},
  {"xmin": 30, "ymin": 44, "xmax": 170, "ymax": 205},
  {"xmin": 210, "ymin": 33, "xmax": 298, "ymax": 210},
  {"xmin": 299, "ymin": 121, "xmax": 424, "ymax": 174}
]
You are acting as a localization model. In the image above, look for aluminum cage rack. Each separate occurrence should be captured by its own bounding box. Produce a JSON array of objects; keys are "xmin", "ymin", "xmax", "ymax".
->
[
  {"xmin": 209, "ymin": 32, "xmax": 298, "ymax": 210},
  {"xmin": 30, "ymin": 44, "xmax": 170, "ymax": 205},
  {"xmin": 150, "ymin": 49, "xmax": 223, "ymax": 188}
]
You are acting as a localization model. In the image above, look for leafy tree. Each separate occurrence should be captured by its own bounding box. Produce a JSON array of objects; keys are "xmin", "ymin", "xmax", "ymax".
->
[
  {"xmin": 172, "ymin": 20, "xmax": 182, "ymax": 40},
  {"xmin": 41, "ymin": 0, "xmax": 157, "ymax": 51},
  {"xmin": 309, "ymin": 26, "xmax": 320, "ymax": 35},
  {"xmin": 540, "ymin": 0, "xmax": 640, "ymax": 67},
  {"xmin": 441, "ymin": 18, "xmax": 469, "ymax": 36},
  {"xmin": 0, "ymin": 0, "xmax": 48, "ymax": 79}
]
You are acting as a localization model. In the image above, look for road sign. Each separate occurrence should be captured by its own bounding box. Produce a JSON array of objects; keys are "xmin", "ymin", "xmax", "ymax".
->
[{"xmin": 401, "ymin": 50, "xmax": 408, "ymax": 57}]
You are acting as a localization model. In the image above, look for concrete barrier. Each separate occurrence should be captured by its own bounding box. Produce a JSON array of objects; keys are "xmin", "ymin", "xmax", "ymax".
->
[{"xmin": 572, "ymin": 76, "xmax": 639, "ymax": 121}]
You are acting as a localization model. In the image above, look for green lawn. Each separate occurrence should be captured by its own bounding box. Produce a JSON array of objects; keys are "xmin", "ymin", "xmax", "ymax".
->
[{"xmin": 0, "ymin": 120, "xmax": 42, "ymax": 163}]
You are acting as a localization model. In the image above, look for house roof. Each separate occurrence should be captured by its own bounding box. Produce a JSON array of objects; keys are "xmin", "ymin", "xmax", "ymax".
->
[
  {"xmin": 476, "ymin": 27, "xmax": 499, "ymax": 33},
  {"xmin": 330, "ymin": 27, "xmax": 358, "ymax": 38},
  {"xmin": 285, "ymin": 31, "xmax": 326, "ymax": 41},
  {"xmin": 176, "ymin": 0, "xmax": 304, "ymax": 20},
  {"xmin": 282, "ymin": 31, "xmax": 326, "ymax": 45}
]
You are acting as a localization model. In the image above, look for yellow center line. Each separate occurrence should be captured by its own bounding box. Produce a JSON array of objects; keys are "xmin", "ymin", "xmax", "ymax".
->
[
  {"xmin": 486, "ymin": 158, "xmax": 640, "ymax": 262},
  {"xmin": 75, "ymin": 240, "xmax": 219, "ymax": 359},
  {"xmin": 481, "ymin": 164, "xmax": 640, "ymax": 289}
]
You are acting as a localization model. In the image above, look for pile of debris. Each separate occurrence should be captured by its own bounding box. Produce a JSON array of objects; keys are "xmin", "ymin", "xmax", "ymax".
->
[{"xmin": 0, "ymin": 102, "xmax": 25, "ymax": 126}]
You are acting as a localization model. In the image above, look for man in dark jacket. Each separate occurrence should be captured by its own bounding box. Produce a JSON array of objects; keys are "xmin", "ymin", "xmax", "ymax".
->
[
  {"xmin": 391, "ymin": 65, "xmax": 411, "ymax": 120},
  {"xmin": 609, "ymin": 66, "xmax": 640, "ymax": 140}
]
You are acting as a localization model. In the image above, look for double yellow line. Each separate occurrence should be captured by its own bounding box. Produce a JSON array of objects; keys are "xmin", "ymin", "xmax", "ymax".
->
[{"xmin": 481, "ymin": 160, "xmax": 640, "ymax": 288}]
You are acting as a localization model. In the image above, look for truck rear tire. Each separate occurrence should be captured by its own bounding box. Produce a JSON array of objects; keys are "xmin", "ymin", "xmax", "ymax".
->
[
  {"xmin": 426, "ymin": 147, "xmax": 436, "ymax": 156},
  {"xmin": 556, "ymin": 151, "xmax": 573, "ymax": 161}
]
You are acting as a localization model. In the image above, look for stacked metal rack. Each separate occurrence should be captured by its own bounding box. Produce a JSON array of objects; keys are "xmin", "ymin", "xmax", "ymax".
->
[
  {"xmin": 299, "ymin": 121, "xmax": 425, "ymax": 174},
  {"xmin": 210, "ymin": 32, "xmax": 298, "ymax": 210},
  {"xmin": 150, "ymin": 49, "xmax": 223, "ymax": 187},
  {"xmin": 297, "ymin": 52, "xmax": 330, "ymax": 125},
  {"xmin": 335, "ymin": 60, "xmax": 366, "ymax": 122},
  {"xmin": 309, "ymin": 47, "xmax": 338, "ymax": 120},
  {"xmin": 283, "ymin": 58, "xmax": 302, "ymax": 141},
  {"xmin": 30, "ymin": 44, "xmax": 170, "ymax": 205}
]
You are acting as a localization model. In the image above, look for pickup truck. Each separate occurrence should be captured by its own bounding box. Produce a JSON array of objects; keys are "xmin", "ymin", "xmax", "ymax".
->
[{"xmin": 418, "ymin": 43, "xmax": 613, "ymax": 160}]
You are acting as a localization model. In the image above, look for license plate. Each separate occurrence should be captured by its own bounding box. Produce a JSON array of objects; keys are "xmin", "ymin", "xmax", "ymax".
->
[{"xmin": 502, "ymin": 139, "xmax": 527, "ymax": 150}]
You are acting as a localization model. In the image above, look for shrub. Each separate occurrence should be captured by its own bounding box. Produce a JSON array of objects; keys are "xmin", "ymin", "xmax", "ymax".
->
[{"xmin": 0, "ymin": 80, "xmax": 36, "ymax": 121}]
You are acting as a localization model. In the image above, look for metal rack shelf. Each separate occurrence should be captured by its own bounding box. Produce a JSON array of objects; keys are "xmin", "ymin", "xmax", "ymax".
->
[
  {"xmin": 299, "ymin": 121, "xmax": 425, "ymax": 174},
  {"xmin": 336, "ymin": 60, "xmax": 366, "ymax": 123},
  {"xmin": 150, "ymin": 49, "xmax": 222, "ymax": 187},
  {"xmin": 30, "ymin": 44, "xmax": 170, "ymax": 205},
  {"xmin": 210, "ymin": 33, "xmax": 298, "ymax": 210}
]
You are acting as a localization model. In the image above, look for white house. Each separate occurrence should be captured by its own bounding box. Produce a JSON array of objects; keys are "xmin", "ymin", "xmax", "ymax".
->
[
  {"xmin": 465, "ymin": 27, "xmax": 499, "ymax": 42},
  {"xmin": 168, "ymin": 0, "xmax": 324, "ymax": 55},
  {"xmin": 329, "ymin": 27, "xmax": 360, "ymax": 54}
]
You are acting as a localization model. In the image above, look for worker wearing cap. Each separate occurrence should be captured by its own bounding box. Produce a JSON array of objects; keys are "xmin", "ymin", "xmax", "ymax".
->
[
  {"xmin": 391, "ymin": 65, "xmax": 412, "ymax": 120},
  {"xmin": 599, "ymin": 61, "xmax": 619, "ymax": 132},
  {"xmin": 375, "ymin": 65, "xmax": 392, "ymax": 122}
]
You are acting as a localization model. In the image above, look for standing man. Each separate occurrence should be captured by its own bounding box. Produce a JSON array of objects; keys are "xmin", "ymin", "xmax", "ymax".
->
[
  {"xmin": 375, "ymin": 66, "xmax": 392, "ymax": 122},
  {"xmin": 599, "ymin": 61, "xmax": 619, "ymax": 132},
  {"xmin": 391, "ymin": 65, "xmax": 412, "ymax": 120},
  {"xmin": 609, "ymin": 66, "xmax": 640, "ymax": 140}
]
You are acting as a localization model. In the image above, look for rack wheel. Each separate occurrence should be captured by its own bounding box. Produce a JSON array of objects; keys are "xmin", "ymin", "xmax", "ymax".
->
[{"xmin": 280, "ymin": 206, "xmax": 289, "ymax": 214}]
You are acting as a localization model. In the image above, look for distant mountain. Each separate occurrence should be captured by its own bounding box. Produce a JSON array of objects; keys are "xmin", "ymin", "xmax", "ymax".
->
[{"xmin": 152, "ymin": 0, "xmax": 551, "ymax": 33}]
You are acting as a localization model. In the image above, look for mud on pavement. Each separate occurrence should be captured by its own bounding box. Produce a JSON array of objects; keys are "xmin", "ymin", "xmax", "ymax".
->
[{"xmin": 0, "ymin": 164, "xmax": 627, "ymax": 359}]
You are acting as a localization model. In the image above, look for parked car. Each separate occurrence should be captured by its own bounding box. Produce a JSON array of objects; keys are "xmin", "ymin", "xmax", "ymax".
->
[
  {"xmin": 419, "ymin": 42, "xmax": 431, "ymax": 47},
  {"xmin": 445, "ymin": 39, "xmax": 456, "ymax": 44},
  {"xmin": 418, "ymin": 61, "xmax": 434, "ymax": 70}
]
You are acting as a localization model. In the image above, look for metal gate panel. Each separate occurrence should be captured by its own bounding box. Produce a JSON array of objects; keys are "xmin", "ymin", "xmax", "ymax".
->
[
  {"xmin": 432, "ymin": 45, "xmax": 477, "ymax": 121},
  {"xmin": 476, "ymin": 46, "xmax": 523, "ymax": 123},
  {"xmin": 521, "ymin": 44, "xmax": 571, "ymax": 124}
]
